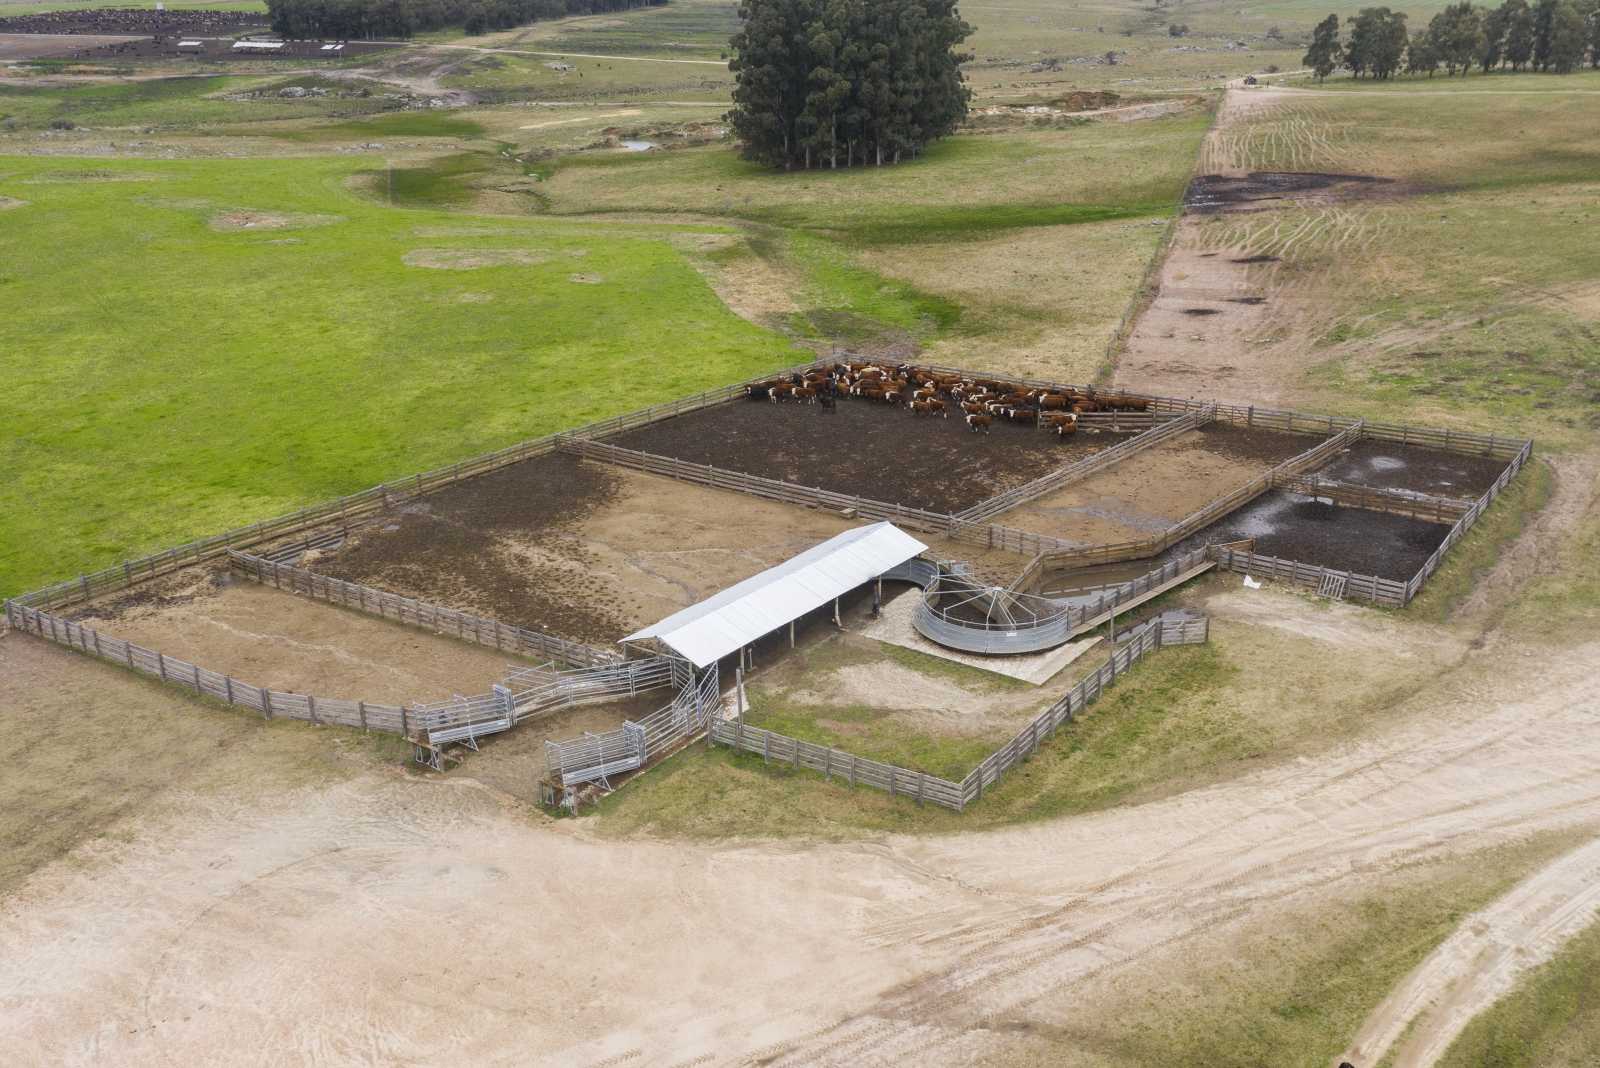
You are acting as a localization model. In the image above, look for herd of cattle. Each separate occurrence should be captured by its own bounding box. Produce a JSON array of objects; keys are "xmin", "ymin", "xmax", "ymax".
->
[{"xmin": 746, "ymin": 362, "xmax": 1152, "ymax": 435}]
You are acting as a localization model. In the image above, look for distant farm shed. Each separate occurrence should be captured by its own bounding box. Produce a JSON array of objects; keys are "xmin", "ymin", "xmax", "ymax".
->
[{"xmin": 623, "ymin": 522, "xmax": 928, "ymax": 668}]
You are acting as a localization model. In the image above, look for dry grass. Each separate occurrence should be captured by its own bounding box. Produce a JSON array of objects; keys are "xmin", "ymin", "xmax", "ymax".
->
[
  {"xmin": 972, "ymin": 827, "xmax": 1596, "ymax": 1067},
  {"xmin": 860, "ymin": 216, "xmax": 1170, "ymax": 383},
  {"xmin": 0, "ymin": 635, "xmax": 407, "ymax": 901}
]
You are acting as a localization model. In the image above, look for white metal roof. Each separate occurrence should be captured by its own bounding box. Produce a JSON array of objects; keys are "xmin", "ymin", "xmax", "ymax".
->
[{"xmin": 623, "ymin": 522, "xmax": 928, "ymax": 668}]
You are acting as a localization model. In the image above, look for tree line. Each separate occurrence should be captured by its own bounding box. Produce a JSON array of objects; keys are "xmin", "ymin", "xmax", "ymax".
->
[
  {"xmin": 727, "ymin": 0, "xmax": 973, "ymax": 169},
  {"xmin": 265, "ymin": 0, "xmax": 665, "ymax": 40},
  {"xmin": 1304, "ymin": 1, "xmax": 1600, "ymax": 79}
]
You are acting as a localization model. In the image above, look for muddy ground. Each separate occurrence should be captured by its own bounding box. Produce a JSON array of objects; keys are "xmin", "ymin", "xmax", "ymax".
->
[
  {"xmin": 607, "ymin": 396, "xmax": 1133, "ymax": 515},
  {"xmin": 1169, "ymin": 490, "xmax": 1449, "ymax": 581},
  {"xmin": 1184, "ymin": 171, "xmax": 1402, "ymax": 214},
  {"xmin": 1000, "ymin": 423, "xmax": 1320, "ymax": 543},
  {"xmin": 309, "ymin": 453, "xmax": 856, "ymax": 645},
  {"xmin": 1315, "ymin": 440, "xmax": 1510, "ymax": 498},
  {"xmin": 73, "ymin": 571, "xmax": 519, "ymax": 704}
]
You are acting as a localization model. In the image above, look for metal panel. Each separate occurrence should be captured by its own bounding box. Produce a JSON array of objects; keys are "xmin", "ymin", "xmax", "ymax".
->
[{"xmin": 623, "ymin": 522, "xmax": 928, "ymax": 667}]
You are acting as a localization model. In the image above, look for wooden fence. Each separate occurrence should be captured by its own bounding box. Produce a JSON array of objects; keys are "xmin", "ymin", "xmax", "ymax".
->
[
  {"xmin": 711, "ymin": 613, "xmax": 1209, "ymax": 811},
  {"xmin": 4, "ymin": 358, "xmax": 1533, "ymax": 652},
  {"xmin": 2, "ymin": 358, "xmax": 824, "ymax": 615},
  {"xmin": 1405, "ymin": 438, "xmax": 1535, "ymax": 601},
  {"xmin": 953, "ymin": 408, "xmax": 1212, "ymax": 524},
  {"xmin": 5, "ymin": 600, "xmax": 415, "ymax": 733},
  {"xmin": 556, "ymin": 437, "xmax": 962, "ymax": 533},
  {"xmin": 959, "ymin": 614, "xmax": 1208, "ymax": 804},
  {"xmin": 228, "ymin": 550, "xmax": 618, "ymax": 668},
  {"xmin": 1273, "ymin": 475, "xmax": 1474, "ymax": 524},
  {"xmin": 1209, "ymin": 548, "xmax": 1410, "ymax": 606}
]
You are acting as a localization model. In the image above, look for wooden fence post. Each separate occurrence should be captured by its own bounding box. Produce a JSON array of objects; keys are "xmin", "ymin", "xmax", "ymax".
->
[
  {"xmin": 308, "ymin": 695, "xmax": 319, "ymax": 725},
  {"xmin": 224, "ymin": 676, "xmax": 234, "ymax": 704},
  {"xmin": 260, "ymin": 688, "xmax": 272, "ymax": 719},
  {"xmin": 157, "ymin": 652, "xmax": 167, "ymax": 681},
  {"xmin": 401, "ymin": 705, "xmax": 409, "ymax": 735},
  {"xmin": 358, "ymin": 700, "xmax": 367, "ymax": 730}
]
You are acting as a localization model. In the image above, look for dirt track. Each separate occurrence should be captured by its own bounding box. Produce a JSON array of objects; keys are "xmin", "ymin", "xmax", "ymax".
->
[
  {"xmin": 1341, "ymin": 834, "xmax": 1600, "ymax": 1066},
  {"xmin": 1, "ymin": 604, "xmax": 1596, "ymax": 1066}
]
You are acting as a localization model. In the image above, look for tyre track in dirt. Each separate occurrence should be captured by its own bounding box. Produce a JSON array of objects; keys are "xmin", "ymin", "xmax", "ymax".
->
[
  {"xmin": 744, "ymin": 641, "xmax": 1600, "ymax": 1066},
  {"xmin": 1341, "ymin": 833, "xmax": 1600, "ymax": 1067}
]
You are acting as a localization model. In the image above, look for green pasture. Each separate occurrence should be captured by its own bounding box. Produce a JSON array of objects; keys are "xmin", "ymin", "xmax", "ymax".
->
[
  {"xmin": 538, "ymin": 110, "xmax": 1210, "ymax": 237},
  {"xmin": 0, "ymin": 75, "xmax": 399, "ymax": 131},
  {"xmin": 0, "ymin": 153, "xmax": 808, "ymax": 596}
]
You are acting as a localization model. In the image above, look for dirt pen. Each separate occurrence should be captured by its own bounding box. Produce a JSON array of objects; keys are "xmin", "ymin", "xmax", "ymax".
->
[{"xmin": 3, "ymin": 356, "xmax": 1534, "ymax": 811}]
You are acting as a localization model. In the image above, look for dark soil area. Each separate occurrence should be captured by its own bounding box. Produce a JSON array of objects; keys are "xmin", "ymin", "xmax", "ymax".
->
[
  {"xmin": 1313, "ymin": 440, "xmax": 1510, "ymax": 499},
  {"xmin": 606, "ymin": 397, "xmax": 1133, "ymax": 514},
  {"xmin": 1186, "ymin": 172, "xmax": 1395, "ymax": 214},
  {"xmin": 1192, "ymin": 421, "xmax": 1325, "ymax": 465},
  {"xmin": 312, "ymin": 453, "xmax": 632, "ymax": 646},
  {"xmin": 1168, "ymin": 490, "xmax": 1449, "ymax": 581}
]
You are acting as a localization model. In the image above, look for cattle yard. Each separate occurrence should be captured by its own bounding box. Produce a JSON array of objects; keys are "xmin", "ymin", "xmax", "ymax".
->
[{"xmin": 4, "ymin": 358, "xmax": 1532, "ymax": 813}]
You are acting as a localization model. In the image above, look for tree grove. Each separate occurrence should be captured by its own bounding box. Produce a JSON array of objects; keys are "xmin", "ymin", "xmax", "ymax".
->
[{"xmin": 726, "ymin": 0, "xmax": 973, "ymax": 169}]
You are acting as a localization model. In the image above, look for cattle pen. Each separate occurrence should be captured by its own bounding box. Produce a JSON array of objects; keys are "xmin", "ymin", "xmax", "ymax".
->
[{"xmin": 4, "ymin": 356, "xmax": 1533, "ymax": 813}]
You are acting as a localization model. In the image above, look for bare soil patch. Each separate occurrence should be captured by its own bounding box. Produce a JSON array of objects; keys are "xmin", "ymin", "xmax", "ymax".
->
[
  {"xmin": 209, "ymin": 210, "xmax": 343, "ymax": 232},
  {"xmin": 1001, "ymin": 423, "xmax": 1320, "ymax": 542},
  {"xmin": 309, "ymin": 453, "xmax": 856, "ymax": 645},
  {"xmin": 0, "ymin": 196, "xmax": 25, "ymax": 210},
  {"xmin": 1315, "ymin": 439, "xmax": 1510, "ymax": 498},
  {"xmin": 402, "ymin": 247, "xmax": 548, "ymax": 270},
  {"xmin": 1185, "ymin": 171, "xmax": 1398, "ymax": 214},
  {"xmin": 607, "ymin": 396, "xmax": 1131, "ymax": 515},
  {"xmin": 73, "ymin": 572, "xmax": 516, "ymax": 704}
]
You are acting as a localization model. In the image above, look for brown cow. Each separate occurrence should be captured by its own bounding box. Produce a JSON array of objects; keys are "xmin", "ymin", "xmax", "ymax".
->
[
  {"xmin": 961, "ymin": 400, "xmax": 988, "ymax": 415},
  {"xmin": 966, "ymin": 413, "xmax": 992, "ymax": 433},
  {"xmin": 911, "ymin": 398, "xmax": 947, "ymax": 418},
  {"xmin": 1040, "ymin": 411, "xmax": 1076, "ymax": 431},
  {"xmin": 793, "ymin": 387, "xmax": 817, "ymax": 404}
]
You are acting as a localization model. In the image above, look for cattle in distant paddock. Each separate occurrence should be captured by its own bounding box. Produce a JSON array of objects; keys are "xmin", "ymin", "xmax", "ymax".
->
[{"xmin": 966, "ymin": 413, "xmax": 992, "ymax": 433}]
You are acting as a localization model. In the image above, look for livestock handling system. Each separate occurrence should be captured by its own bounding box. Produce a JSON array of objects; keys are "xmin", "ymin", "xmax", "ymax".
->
[{"xmin": 3, "ymin": 356, "xmax": 1533, "ymax": 812}]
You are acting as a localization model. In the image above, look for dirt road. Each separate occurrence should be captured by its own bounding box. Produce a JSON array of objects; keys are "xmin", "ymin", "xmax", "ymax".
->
[
  {"xmin": 2, "ymin": 611, "xmax": 1597, "ymax": 1065},
  {"xmin": 1341, "ymin": 833, "xmax": 1600, "ymax": 1067}
]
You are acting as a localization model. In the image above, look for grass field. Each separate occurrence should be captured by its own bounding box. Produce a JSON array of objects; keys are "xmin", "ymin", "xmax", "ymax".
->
[{"xmin": 0, "ymin": 153, "xmax": 804, "ymax": 596}]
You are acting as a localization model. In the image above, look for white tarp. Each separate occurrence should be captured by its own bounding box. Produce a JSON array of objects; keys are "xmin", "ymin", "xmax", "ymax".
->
[{"xmin": 623, "ymin": 522, "xmax": 928, "ymax": 668}]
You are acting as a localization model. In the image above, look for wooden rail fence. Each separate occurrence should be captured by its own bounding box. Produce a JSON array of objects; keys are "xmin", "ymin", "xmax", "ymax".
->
[
  {"xmin": 5, "ymin": 600, "xmax": 415, "ymax": 733},
  {"xmin": 712, "ymin": 613, "xmax": 1209, "ymax": 811},
  {"xmin": 953, "ymin": 408, "xmax": 1213, "ymax": 524},
  {"xmin": 228, "ymin": 550, "xmax": 618, "ymax": 668}
]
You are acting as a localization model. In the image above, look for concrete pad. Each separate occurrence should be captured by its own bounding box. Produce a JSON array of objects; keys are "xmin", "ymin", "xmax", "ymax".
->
[{"xmin": 853, "ymin": 588, "xmax": 1104, "ymax": 686}]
